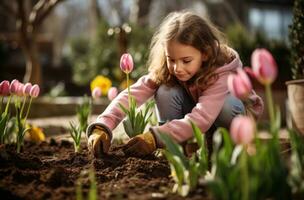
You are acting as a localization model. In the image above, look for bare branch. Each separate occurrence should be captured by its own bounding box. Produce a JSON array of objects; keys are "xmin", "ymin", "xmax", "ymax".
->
[{"xmin": 29, "ymin": 0, "xmax": 66, "ymax": 28}]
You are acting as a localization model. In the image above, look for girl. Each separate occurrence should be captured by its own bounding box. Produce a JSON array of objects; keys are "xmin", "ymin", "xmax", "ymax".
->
[{"xmin": 87, "ymin": 11, "xmax": 264, "ymax": 158}]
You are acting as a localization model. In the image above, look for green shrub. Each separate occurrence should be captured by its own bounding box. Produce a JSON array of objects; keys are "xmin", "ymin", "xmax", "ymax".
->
[{"xmin": 289, "ymin": 0, "xmax": 304, "ymax": 80}]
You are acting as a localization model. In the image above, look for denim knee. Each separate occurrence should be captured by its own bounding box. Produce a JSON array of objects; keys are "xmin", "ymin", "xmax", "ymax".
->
[
  {"xmin": 155, "ymin": 84, "xmax": 195, "ymax": 123},
  {"xmin": 214, "ymin": 94, "xmax": 245, "ymax": 129}
]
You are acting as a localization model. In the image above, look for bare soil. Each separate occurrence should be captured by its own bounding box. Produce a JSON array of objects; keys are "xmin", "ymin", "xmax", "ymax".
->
[{"xmin": 0, "ymin": 138, "xmax": 210, "ymax": 200}]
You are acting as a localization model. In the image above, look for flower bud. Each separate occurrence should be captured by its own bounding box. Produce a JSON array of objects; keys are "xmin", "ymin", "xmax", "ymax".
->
[
  {"xmin": 120, "ymin": 53, "xmax": 134, "ymax": 74},
  {"xmin": 23, "ymin": 83, "xmax": 32, "ymax": 96},
  {"xmin": 230, "ymin": 116, "xmax": 255, "ymax": 145},
  {"xmin": 227, "ymin": 68, "xmax": 252, "ymax": 100},
  {"xmin": 92, "ymin": 87, "xmax": 102, "ymax": 99},
  {"xmin": 9, "ymin": 79, "xmax": 20, "ymax": 94},
  {"xmin": 16, "ymin": 83, "xmax": 25, "ymax": 96},
  {"xmin": 107, "ymin": 87, "xmax": 118, "ymax": 100},
  {"xmin": 30, "ymin": 84, "xmax": 40, "ymax": 98},
  {"xmin": 251, "ymin": 48, "xmax": 278, "ymax": 85},
  {"xmin": 0, "ymin": 80, "xmax": 10, "ymax": 96}
]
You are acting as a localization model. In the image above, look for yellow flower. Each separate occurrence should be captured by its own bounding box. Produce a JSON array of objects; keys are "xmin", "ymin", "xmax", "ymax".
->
[
  {"xmin": 119, "ymin": 79, "xmax": 134, "ymax": 90},
  {"xmin": 90, "ymin": 75, "xmax": 112, "ymax": 96},
  {"xmin": 25, "ymin": 124, "xmax": 45, "ymax": 142}
]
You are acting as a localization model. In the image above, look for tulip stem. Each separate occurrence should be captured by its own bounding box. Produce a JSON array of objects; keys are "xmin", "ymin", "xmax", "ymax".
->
[
  {"xmin": 4, "ymin": 96, "xmax": 11, "ymax": 115},
  {"xmin": 20, "ymin": 96, "xmax": 27, "ymax": 119},
  {"xmin": 126, "ymin": 73, "xmax": 131, "ymax": 109},
  {"xmin": 0, "ymin": 97, "xmax": 3, "ymax": 113},
  {"xmin": 24, "ymin": 97, "xmax": 33, "ymax": 121},
  {"xmin": 241, "ymin": 148, "xmax": 249, "ymax": 200},
  {"xmin": 265, "ymin": 84, "xmax": 275, "ymax": 131}
]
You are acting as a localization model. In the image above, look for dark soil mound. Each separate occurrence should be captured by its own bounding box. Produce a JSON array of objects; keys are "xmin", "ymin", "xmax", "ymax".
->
[{"xmin": 0, "ymin": 139, "xmax": 209, "ymax": 200}]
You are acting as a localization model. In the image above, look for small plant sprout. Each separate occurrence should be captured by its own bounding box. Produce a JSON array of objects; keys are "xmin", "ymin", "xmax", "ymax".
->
[
  {"xmin": 118, "ymin": 53, "xmax": 155, "ymax": 137},
  {"xmin": 70, "ymin": 95, "xmax": 92, "ymax": 153},
  {"xmin": 119, "ymin": 99, "xmax": 155, "ymax": 137},
  {"xmin": 76, "ymin": 167, "xmax": 97, "ymax": 200},
  {"xmin": 76, "ymin": 95, "xmax": 92, "ymax": 133},
  {"xmin": 69, "ymin": 121, "xmax": 82, "ymax": 153},
  {"xmin": 159, "ymin": 121, "xmax": 209, "ymax": 197}
]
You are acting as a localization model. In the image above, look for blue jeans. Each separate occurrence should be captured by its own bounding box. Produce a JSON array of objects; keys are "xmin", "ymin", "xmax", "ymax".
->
[{"xmin": 154, "ymin": 84, "xmax": 245, "ymax": 130}]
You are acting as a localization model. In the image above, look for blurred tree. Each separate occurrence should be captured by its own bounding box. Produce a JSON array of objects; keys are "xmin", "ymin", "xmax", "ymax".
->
[
  {"xmin": 0, "ymin": 0, "xmax": 65, "ymax": 87},
  {"xmin": 130, "ymin": 0, "xmax": 153, "ymax": 26},
  {"xmin": 68, "ymin": 20, "xmax": 152, "ymax": 87},
  {"xmin": 89, "ymin": 0, "xmax": 101, "ymax": 40}
]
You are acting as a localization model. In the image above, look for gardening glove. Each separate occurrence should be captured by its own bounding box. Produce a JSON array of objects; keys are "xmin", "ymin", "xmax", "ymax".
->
[
  {"xmin": 123, "ymin": 131, "xmax": 157, "ymax": 157},
  {"xmin": 87, "ymin": 126, "xmax": 111, "ymax": 158}
]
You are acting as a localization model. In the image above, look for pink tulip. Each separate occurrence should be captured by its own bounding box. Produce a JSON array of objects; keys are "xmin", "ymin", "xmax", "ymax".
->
[
  {"xmin": 0, "ymin": 80, "xmax": 10, "ymax": 96},
  {"xmin": 29, "ymin": 84, "xmax": 40, "ymax": 98},
  {"xmin": 120, "ymin": 53, "xmax": 134, "ymax": 74},
  {"xmin": 23, "ymin": 83, "xmax": 32, "ymax": 96},
  {"xmin": 251, "ymin": 48, "xmax": 278, "ymax": 85},
  {"xmin": 16, "ymin": 83, "xmax": 25, "ymax": 96},
  {"xmin": 227, "ymin": 68, "xmax": 252, "ymax": 100},
  {"xmin": 92, "ymin": 87, "xmax": 102, "ymax": 99},
  {"xmin": 9, "ymin": 79, "xmax": 20, "ymax": 94},
  {"xmin": 230, "ymin": 116, "xmax": 255, "ymax": 145},
  {"xmin": 107, "ymin": 87, "xmax": 118, "ymax": 100}
]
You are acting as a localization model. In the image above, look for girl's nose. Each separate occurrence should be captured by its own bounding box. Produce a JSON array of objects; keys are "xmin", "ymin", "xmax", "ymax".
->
[{"xmin": 174, "ymin": 63, "xmax": 182, "ymax": 73}]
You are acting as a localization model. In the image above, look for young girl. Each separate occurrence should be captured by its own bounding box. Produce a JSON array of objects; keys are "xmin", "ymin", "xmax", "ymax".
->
[{"xmin": 87, "ymin": 11, "xmax": 264, "ymax": 158}]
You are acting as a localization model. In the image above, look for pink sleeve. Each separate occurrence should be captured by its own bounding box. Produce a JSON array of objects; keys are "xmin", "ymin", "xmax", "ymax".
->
[
  {"xmin": 151, "ymin": 74, "xmax": 229, "ymax": 144},
  {"xmin": 93, "ymin": 74, "xmax": 158, "ymax": 132}
]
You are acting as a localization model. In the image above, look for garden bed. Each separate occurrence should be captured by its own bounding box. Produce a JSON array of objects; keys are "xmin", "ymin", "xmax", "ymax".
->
[{"xmin": 0, "ymin": 138, "xmax": 210, "ymax": 200}]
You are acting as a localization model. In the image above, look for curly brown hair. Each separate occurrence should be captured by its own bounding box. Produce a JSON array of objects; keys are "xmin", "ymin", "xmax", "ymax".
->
[{"xmin": 148, "ymin": 11, "xmax": 233, "ymax": 91}]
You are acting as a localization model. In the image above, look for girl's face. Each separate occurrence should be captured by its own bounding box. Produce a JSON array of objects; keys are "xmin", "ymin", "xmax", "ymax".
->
[{"xmin": 165, "ymin": 40, "xmax": 208, "ymax": 81}]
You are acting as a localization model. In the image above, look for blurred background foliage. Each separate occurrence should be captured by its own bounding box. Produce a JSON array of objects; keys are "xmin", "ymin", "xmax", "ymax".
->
[
  {"xmin": 67, "ymin": 20, "xmax": 152, "ymax": 88},
  {"xmin": 68, "ymin": 21, "xmax": 291, "ymax": 89},
  {"xmin": 0, "ymin": 0, "xmax": 294, "ymax": 95},
  {"xmin": 226, "ymin": 23, "xmax": 291, "ymax": 88}
]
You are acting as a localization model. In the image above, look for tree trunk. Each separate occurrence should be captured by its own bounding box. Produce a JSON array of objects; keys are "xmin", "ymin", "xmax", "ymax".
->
[
  {"xmin": 89, "ymin": 0, "xmax": 101, "ymax": 40},
  {"xmin": 137, "ymin": 0, "xmax": 152, "ymax": 26},
  {"xmin": 118, "ymin": 27, "xmax": 127, "ymax": 56},
  {"xmin": 22, "ymin": 34, "xmax": 41, "ymax": 86}
]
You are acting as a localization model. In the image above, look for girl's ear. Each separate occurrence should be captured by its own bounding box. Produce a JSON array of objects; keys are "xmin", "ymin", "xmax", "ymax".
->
[
  {"xmin": 201, "ymin": 52, "xmax": 209, "ymax": 62},
  {"xmin": 201, "ymin": 46, "xmax": 211, "ymax": 62}
]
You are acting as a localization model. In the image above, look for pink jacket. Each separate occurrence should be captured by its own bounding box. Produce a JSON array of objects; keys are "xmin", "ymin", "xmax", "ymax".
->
[{"xmin": 87, "ymin": 54, "xmax": 264, "ymax": 145}]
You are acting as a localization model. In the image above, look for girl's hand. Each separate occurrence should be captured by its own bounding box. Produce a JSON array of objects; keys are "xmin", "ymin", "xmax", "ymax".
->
[
  {"xmin": 87, "ymin": 126, "xmax": 111, "ymax": 158},
  {"xmin": 123, "ymin": 131, "xmax": 156, "ymax": 157}
]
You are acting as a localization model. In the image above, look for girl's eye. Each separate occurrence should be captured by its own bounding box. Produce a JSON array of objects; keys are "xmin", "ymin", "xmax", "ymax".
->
[
  {"xmin": 168, "ymin": 58, "xmax": 174, "ymax": 63},
  {"xmin": 183, "ymin": 60, "xmax": 191, "ymax": 64}
]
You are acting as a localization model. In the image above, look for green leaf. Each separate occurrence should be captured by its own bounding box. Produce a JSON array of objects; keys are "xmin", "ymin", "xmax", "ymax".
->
[
  {"xmin": 118, "ymin": 103, "xmax": 130, "ymax": 115},
  {"xmin": 122, "ymin": 119, "xmax": 135, "ymax": 138},
  {"xmin": 271, "ymin": 105, "xmax": 281, "ymax": 135},
  {"xmin": 190, "ymin": 121, "xmax": 204, "ymax": 147},
  {"xmin": 163, "ymin": 151, "xmax": 185, "ymax": 186},
  {"xmin": 88, "ymin": 168, "xmax": 97, "ymax": 200},
  {"xmin": 159, "ymin": 133, "xmax": 189, "ymax": 168}
]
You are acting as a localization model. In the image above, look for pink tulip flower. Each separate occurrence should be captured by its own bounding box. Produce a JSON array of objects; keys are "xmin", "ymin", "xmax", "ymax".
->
[
  {"xmin": 92, "ymin": 87, "xmax": 102, "ymax": 99},
  {"xmin": 29, "ymin": 84, "xmax": 40, "ymax": 98},
  {"xmin": 107, "ymin": 87, "xmax": 118, "ymax": 100},
  {"xmin": 16, "ymin": 83, "xmax": 25, "ymax": 96},
  {"xmin": 227, "ymin": 68, "xmax": 252, "ymax": 100},
  {"xmin": 250, "ymin": 48, "xmax": 278, "ymax": 85},
  {"xmin": 120, "ymin": 53, "xmax": 134, "ymax": 74},
  {"xmin": 0, "ymin": 80, "xmax": 10, "ymax": 96},
  {"xmin": 9, "ymin": 79, "xmax": 20, "ymax": 95},
  {"xmin": 230, "ymin": 116, "xmax": 255, "ymax": 145},
  {"xmin": 23, "ymin": 83, "xmax": 32, "ymax": 96}
]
